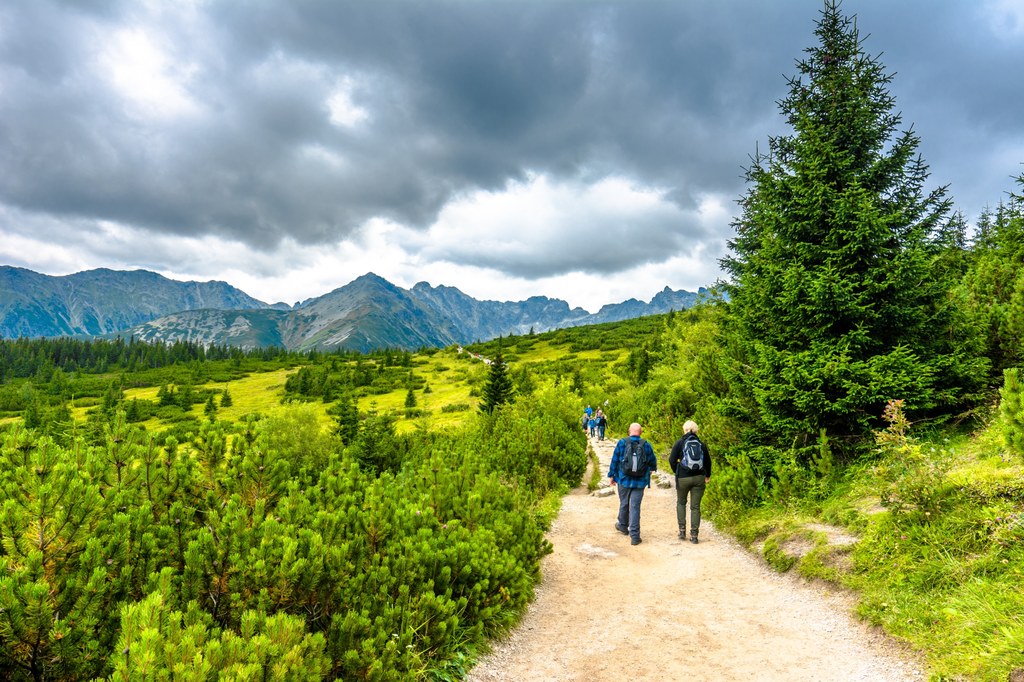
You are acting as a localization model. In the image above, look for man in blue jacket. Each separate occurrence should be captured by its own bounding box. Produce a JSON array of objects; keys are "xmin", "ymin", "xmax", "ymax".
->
[{"xmin": 608, "ymin": 422, "xmax": 658, "ymax": 545}]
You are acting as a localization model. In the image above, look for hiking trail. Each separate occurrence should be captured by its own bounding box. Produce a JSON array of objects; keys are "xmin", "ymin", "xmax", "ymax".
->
[{"xmin": 466, "ymin": 435, "xmax": 925, "ymax": 682}]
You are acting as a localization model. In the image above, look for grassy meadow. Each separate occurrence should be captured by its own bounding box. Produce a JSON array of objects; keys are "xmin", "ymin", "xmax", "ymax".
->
[{"xmin": 36, "ymin": 323, "xmax": 643, "ymax": 440}]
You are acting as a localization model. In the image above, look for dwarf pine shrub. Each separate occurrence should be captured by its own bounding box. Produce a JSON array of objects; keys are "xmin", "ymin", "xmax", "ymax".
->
[
  {"xmin": 999, "ymin": 368, "xmax": 1024, "ymax": 456},
  {"xmin": 0, "ymin": 396, "xmax": 579, "ymax": 680}
]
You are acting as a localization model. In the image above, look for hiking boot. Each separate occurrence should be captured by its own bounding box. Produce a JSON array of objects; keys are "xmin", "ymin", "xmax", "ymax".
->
[
  {"xmin": 631, "ymin": 537, "xmax": 642, "ymax": 546},
  {"xmin": 615, "ymin": 523, "xmax": 629, "ymax": 535},
  {"xmin": 678, "ymin": 530, "xmax": 686, "ymax": 540},
  {"xmin": 689, "ymin": 531, "xmax": 699, "ymax": 544}
]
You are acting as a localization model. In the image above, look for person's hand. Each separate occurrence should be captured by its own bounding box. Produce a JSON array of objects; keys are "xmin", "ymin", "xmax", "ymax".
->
[
  {"xmin": 705, "ymin": 477, "xmax": 710, "ymax": 483},
  {"xmin": 608, "ymin": 477, "xmax": 616, "ymax": 486}
]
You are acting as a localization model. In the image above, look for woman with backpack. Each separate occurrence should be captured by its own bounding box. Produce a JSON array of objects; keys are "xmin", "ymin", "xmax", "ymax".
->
[{"xmin": 669, "ymin": 420, "xmax": 712, "ymax": 544}]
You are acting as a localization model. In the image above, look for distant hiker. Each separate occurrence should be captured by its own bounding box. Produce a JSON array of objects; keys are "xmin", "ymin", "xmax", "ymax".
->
[
  {"xmin": 596, "ymin": 409, "xmax": 607, "ymax": 440},
  {"xmin": 581, "ymin": 413, "xmax": 589, "ymax": 432},
  {"xmin": 585, "ymin": 404, "xmax": 593, "ymax": 419},
  {"xmin": 608, "ymin": 422, "xmax": 658, "ymax": 546},
  {"xmin": 588, "ymin": 415, "xmax": 596, "ymax": 437},
  {"xmin": 669, "ymin": 420, "xmax": 712, "ymax": 544}
]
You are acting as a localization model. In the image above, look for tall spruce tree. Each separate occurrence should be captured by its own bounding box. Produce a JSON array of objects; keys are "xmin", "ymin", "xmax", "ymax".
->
[
  {"xmin": 480, "ymin": 351, "xmax": 514, "ymax": 413},
  {"xmin": 722, "ymin": 1, "xmax": 983, "ymax": 447}
]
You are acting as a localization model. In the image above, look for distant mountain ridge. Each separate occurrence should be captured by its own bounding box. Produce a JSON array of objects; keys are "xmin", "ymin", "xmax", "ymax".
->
[
  {"xmin": 1, "ymin": 267, "xmax": 709, "ymax": 352},
  {"xmin": 0, "ymin": 266, "xmax": 271, "ymax": 338}
]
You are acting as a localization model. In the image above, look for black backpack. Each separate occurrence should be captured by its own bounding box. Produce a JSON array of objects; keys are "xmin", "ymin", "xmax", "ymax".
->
[
  {"xmin": 621, "ymin": 439, "xmax": 649, "ymax": 478},
  {"xmin": 680, "ymin": 437, "xmax": 704, "ymax": 474}
]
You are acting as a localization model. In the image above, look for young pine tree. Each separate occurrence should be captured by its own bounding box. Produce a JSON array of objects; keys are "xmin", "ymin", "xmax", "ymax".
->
[
  {"xmin": 204, "ymin": 394, "xmax": 217, "ymax": 419},
  {"xmin": 334, "ymin": 393, "xmax": 360, "ymax": 446},
  {"xmin": 722, "ymin": 1, "xmax": 984, "ymax": 447},
  {"xmin": 1000, "ymin": 368, "xmax": 1024, "ymax": 456},
  {"xmin": 0, "ymin": 430, "xmax": 117, "ymax": 680},
  {"xmin": 480, "ymin": 351, "xmax": 514, "ymax": 413}
]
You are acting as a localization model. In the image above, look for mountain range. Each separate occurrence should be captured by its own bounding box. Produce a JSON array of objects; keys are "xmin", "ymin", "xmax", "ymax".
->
[{"xmin": 0, "ymin": 266, "xmax": 708, "ymax": 352}]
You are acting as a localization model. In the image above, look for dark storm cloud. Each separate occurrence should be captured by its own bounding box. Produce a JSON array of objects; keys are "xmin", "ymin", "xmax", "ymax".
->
[{"xmin": 1, "ymin": 0, "xmax": 1022, "ymax": 280}]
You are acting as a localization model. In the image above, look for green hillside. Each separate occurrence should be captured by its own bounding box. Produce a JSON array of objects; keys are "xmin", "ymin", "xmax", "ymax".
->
[
  {"xmin": 2, "ymin": 293, "xmax": 1024, "ymax": 679},
  {"xmin": 5, "ymin": 2, "xmax": 1024, "ymax": 677}
]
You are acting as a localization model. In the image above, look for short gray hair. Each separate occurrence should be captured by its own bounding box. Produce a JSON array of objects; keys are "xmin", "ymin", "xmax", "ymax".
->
[{"xmin": 683, "ymin": 420, "xmax": 698, "ymax": 435}]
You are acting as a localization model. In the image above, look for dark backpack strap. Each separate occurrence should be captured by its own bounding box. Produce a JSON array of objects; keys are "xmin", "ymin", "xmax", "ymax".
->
[{"xmin": 641, "ymin": 439, "xmax": 652, "ymax": 488}]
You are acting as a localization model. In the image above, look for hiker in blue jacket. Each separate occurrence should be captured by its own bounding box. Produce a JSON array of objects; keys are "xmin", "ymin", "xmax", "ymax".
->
[{"xmin": 608, "ymin": 422, "xmax": 658, "ymax": 545}]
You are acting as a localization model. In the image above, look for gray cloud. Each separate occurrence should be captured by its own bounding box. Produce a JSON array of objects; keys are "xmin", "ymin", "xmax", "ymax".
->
[{"xmin": 1, "ymin": 0, "xmax": 1022, "ymax": 290}]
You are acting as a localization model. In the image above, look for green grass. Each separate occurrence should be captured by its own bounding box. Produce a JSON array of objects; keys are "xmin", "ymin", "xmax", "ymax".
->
[
  {"xmin": 585, "ymin": 443, "xmax": 602, "ymax": 492},
  {"xmin": 198, "ymin": 368, "xmax": 295, "ymax": 420},
  {"xmin": 114, "ymin": 367, "xmax": 312, "ymax": 431},
  {"xmin": 357, "ymin": 349, "xmax": 485, "ymax": 433},
  {"xmin": 709, "ymin": 434, "xmax": 1024, "ymax": 681}
]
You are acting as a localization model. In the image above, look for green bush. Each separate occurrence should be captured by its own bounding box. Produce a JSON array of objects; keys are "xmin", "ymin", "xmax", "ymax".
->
[
  {"xmin": 476, "ymin": 386, "xmax": 587, "ymax": 494},
  {"xmin": 705, "ymin": 452, "xmax": 760, "ymax": 511},
  {"xmin": 999, "ymin": 367, "xmax": 1024, "ymax": 455},
  {"xmin": 109, "ymin": 586, "xmax": 330, "ymax": 681},
  {"xmin": 0, "ymin": 398, "xmax": 573, "ymax": 680},
  {"xmin": 874, "ymin": 400, "xmax": 953, "ymax": 521}
]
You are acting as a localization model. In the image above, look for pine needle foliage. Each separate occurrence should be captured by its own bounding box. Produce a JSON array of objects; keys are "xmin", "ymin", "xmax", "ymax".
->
[
  {"xmin": 722, "ymin": 0, "xmax": 985, "ymax": 448},
  {"xmin": 479, "ymin": 351, "xmax": 514, "ymax": 414},
  {"xmin": 958, "ymin": 176, "xmax": 1024, "ymax": 379},
  {"xmin": 0, "ymin": 385, "xmax": 585, "ymax": 680},
  {"xmin": 999, "ymin": 368, "xmax": 1024, "ymax": 456}
]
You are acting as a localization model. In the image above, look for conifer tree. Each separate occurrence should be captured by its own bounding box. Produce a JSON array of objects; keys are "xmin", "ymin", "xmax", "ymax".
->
[
  {"xmin": 722, "ymin": 1, "xmax": 983, "ymax": 446},
  {"xmin": 220, "ymin": 388, "xmax": 233, "ymax": 408},
  {"xmin": 513, "ymin": 366, "xmax": 536, "ymax": 397},
  {"xmin": 21, "ymin": 397, "xmax": 42, "ymax": 429},
  {"xmin": 102, "ymin": 380, "xmax": 124, "ymax": 413},
  {"xmin": 570, "ymin": 367, "xmax": 585, "ymax": 394},
  {"xmin": 351, "ymin": 413, "xmax": 403, "ymax": 475},
  {"xmin": 177, "ymin": 382, "xmax": 195, "ymax": 409},
  {"xmin": 480, "ymin": 351, "xmax": 514, "ymax": 413},
  {"xmin": 157, "ymin": 384, "xmax": 177, "ymax": 407},
  {"xmin": 959, "ymin": 177, "xmax": 1024, "ymax": 377},
  {"xmin": 333, "ymin": 393, "xmax": 360, "ymax": 446},
  {"xmin": 125, "ymin": 397, "xmax": 140, "ymax": 422},
  {"xmin": 628, "ymin": 347, "xmax": 652, "ymax": 385},
  {"xmin": 0, "ymin": 430, "xmax": 117, "ymax": 680},
  {"xmin": 109, "ymin": 587, "xmax": 329, "ymax": 681},
  {"xmin": 1000, "ymin": 368, "xmax": 1024, "ymax": 456}
]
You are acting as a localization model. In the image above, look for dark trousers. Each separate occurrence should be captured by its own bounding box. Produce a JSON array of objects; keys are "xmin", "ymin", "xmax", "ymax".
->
[
  {"xmin": 676, "ymin": 474, "xmax": 706, "ymax": 533},
  {"xmin": 617, "ymin": 485, "xmax": 646, "ymax": 540}
]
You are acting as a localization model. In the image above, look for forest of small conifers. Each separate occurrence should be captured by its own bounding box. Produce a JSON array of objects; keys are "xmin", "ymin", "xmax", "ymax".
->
[{"xmin": 3, "ymin": 1, "xmax": 1024, "ymax": 680}]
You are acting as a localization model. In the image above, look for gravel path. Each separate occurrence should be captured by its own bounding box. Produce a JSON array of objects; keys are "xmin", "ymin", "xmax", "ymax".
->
[{"xmin": 467, "ymin": 435, "xmax": 926, "ymax": 682}]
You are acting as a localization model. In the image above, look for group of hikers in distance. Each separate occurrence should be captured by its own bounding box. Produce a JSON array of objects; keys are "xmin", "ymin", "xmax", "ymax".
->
[
  {"xmin": 581, "ymin": 403, "xmax": 608, "ymax": 440},
  {"xmin": 599, "ymin": 419, "xmax": 712, "ymax": 547}
]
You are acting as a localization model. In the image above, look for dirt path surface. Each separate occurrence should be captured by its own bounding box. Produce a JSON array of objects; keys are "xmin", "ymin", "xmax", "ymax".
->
[{"xmin": 467, "ymin": 435, "xmax": 926, "ymax": 682}]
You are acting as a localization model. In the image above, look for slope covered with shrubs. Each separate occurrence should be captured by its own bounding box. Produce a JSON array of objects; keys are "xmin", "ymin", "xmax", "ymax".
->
[{"xmin": 0, "ymin": 386, "xmax": 585, "ymax": 681}]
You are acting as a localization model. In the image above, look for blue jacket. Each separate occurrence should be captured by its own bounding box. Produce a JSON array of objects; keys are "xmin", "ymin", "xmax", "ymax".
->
[{"xmin": 608, "ymin": 436, "xmax": 657, "ymax": 488}]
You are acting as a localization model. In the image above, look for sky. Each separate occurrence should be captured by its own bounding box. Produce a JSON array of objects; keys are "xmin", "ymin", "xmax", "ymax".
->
[{"xmin": 1, "ymin": 1, "xmax": 1023, "ymax": 312}]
